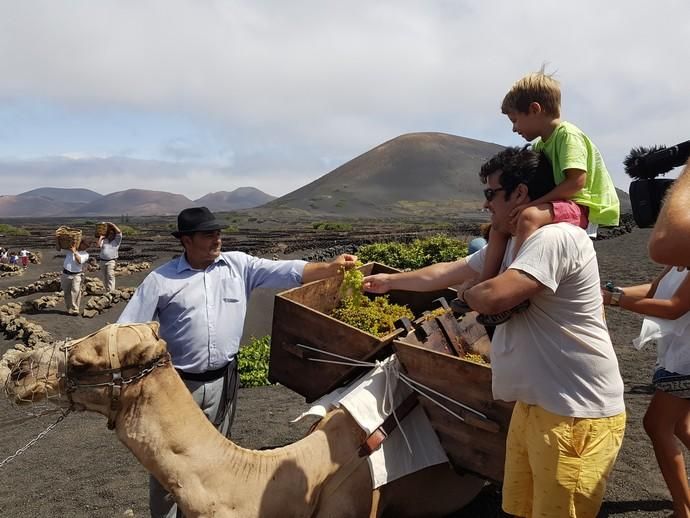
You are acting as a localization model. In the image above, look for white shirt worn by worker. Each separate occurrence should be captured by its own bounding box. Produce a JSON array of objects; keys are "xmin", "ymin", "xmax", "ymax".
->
[
  {"xmin": 99, "ymin": 233, "xmax": 122, "ymax": 260},
  {"xmin": 63, "ymin": 251, "xmax": 89, "ymax": 273}
]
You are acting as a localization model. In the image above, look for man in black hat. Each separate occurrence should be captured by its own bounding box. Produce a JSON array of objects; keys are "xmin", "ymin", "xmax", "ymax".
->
[{"xmin": 118, "ymin": 206, "xmax": 357, "ymax": 518}]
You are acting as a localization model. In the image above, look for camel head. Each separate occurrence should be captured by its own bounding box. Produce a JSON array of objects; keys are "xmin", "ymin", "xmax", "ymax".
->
[{"xmin": 4, "ymin": 322, "xmax": 168, "ymax": 424}]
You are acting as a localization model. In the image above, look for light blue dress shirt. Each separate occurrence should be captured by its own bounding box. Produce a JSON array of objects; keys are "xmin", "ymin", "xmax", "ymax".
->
[{"xmin": 118, "ymin": 251, "xmax": 306, "ymax": 373}]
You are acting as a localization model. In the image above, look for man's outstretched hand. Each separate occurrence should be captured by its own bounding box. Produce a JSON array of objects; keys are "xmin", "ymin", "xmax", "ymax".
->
[
  {"xmin": 362, "ymin": 273, "xmax": 392, "ymax": 294},
  {"xmin": 332, "ymin": 254, "xmax": 359, "ymax": 271}
]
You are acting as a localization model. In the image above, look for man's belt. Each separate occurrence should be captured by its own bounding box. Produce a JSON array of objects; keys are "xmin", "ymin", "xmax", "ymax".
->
[
  {"xmin": 99, "ymin": 258, "xmax": 117, "ymax": 262},
  {"xmin": 62, "ymin": 269, "xmax": 83, "ymax": 275},
  {"xmin": 176, "ymin": 362, "xmax": 232, "ymax": 382}
]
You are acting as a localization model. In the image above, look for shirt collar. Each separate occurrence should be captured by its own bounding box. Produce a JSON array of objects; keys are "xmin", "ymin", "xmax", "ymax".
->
[{"xmin": 176, "ymin": 252, "xmax": 227, "ymax": 273}]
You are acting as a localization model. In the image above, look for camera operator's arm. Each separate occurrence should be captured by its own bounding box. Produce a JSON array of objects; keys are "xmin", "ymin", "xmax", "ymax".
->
[
  {"xmin": 649, "ymin": 159, "xmax": 690, "ymax": 266},
  {"xmin": 603, "ymin": 267, "xmax": 690, "ymax": 320},
  {"xmin": 362, "ymin": 258, "xmax": 478, "ymax": 294}
]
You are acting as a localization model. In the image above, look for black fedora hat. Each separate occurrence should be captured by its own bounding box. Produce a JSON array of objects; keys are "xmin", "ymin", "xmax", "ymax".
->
[{"xmin": 171, "ymin": 207, "xmax": 224, "ymax": 238}]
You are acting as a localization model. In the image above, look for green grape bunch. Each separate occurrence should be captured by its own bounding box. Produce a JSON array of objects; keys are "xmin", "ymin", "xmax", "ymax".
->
[
  {"xmin": 339, "ymin": 262, "xmax": 365, "ymax": 307},
  {"xmin": 333, "ymin": 262, "xmax": 414, "ymax": 337}
]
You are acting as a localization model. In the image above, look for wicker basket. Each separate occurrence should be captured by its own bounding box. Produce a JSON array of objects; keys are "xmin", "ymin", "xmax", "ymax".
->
[
  {"xmin": 94, "ymin": 222, "xmax": 107, "ymax": 237},
  {"xmin": 55, "ymin": 226, "xmax": 82, "ymax": 251}
]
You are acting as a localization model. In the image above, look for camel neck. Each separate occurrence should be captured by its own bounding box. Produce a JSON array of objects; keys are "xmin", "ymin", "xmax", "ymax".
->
[{"xmin": 114, "ymin": 365, "xmax": 365, "ymax": 517}]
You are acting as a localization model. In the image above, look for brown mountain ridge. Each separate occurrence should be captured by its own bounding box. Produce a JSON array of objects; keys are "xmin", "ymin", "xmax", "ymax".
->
[
  {"xmin": 267, "ymin": 132, "xmax": 506, "ymax": 217},
  {"xmin": 265, "ymin": 132, "xmax": 630, "ymax": 218},
  {"xmin": 0, "ymin": 187, "xmax": 276, "ymax": 218},
  {"xmin": 1, "ymin": 132, "xmax": 630, "ymax": 218}
]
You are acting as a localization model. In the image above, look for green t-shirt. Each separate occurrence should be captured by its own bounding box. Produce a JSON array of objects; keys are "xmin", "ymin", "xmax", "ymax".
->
[{"xmin": 532, "ymin": 121, "xmax": 620, "ymax": 226}]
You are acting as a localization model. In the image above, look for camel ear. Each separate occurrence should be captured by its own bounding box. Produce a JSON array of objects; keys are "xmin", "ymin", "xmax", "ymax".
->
[{"xmin": 147, "ymin": 321, "xmax": 160, "ymax": 339}]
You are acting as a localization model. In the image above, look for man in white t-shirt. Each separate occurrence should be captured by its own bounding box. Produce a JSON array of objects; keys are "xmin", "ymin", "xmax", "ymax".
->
[
  {"xmin": 362, "ymin": 147, "xmax": 626, "ymax": 517},
  {"xmin": 97, "ymin": 222, "xmax": 123, "ymax": 292},
  {"xmin": 62, "ymin": 240, "xmax": 89, "ymax": 316}
]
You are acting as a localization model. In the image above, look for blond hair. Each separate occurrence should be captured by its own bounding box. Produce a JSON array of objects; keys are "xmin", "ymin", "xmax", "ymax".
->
[{"xmin": 501, "ymin": 67, "xmax": 561, "ymax": 118}]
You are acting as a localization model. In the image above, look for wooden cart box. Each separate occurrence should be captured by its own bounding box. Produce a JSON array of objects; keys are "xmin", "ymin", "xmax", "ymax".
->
[
  {"xmin": 268, "ymin": 262, "xmax": 456, "ymax": 402},
  {"xmin": 393, "ymin": 314, "xmax": 514, "ymax": 483}
]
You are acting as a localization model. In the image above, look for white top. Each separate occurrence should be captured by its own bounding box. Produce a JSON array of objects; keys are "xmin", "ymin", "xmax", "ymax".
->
[
  {"xmin": 633, "ymin": 267, "xmax": 690, "ymax": 374},
  {"xmin": 467, "ymin": 224, "xmax": 625, "ymax": 418},
  {"xmin": 63, "ymin": 251, "xmax": 89, "ymax": 273},
  {"xmin": 99, "ymin": 233, "xmax": 122, "ymax": 260},
  {"xmin": 19, "ymin": 249, "xmax": 28, "ymax": 257}
]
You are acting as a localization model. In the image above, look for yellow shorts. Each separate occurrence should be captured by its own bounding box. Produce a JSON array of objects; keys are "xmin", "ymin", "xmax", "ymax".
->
[{"xmin": 503, "ymin": 401, "xmax": 626, "ymax": 518}]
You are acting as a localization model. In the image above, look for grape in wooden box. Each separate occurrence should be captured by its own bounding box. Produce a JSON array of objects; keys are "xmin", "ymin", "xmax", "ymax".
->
[{"xmin": 268, "ymin": 261, "xmax": 457, "ymax": 402}]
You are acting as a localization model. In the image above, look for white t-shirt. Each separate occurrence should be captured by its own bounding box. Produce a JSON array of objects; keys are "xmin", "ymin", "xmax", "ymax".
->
[
  {"xmin": 100, "ymin": 233, "xmax": 122, "ymax": 260},
  {"xmin": 467, "ymin": 223, "xmax": 625, "ymax": 418},
  {"xmin": 63, "ymin": 251, "xmax": 89, "ymax": 273},
  {"xmin": 19, "ymin": 249, "xmax": 28, "ymax": 257},
  {"xmin": 634, "ymin": 267, "xmax": 690, "ymax": 374}
]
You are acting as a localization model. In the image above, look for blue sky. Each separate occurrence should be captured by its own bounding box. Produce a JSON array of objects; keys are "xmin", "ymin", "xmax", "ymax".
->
[{"xmin": 1, "ymin": 0, "xmax": 689, "ymax": 199}]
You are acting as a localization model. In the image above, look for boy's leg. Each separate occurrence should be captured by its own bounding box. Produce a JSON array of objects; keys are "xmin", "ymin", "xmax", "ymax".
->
[
  {"xmin": 478, "ymin": 227, "xmax": 510, "ymax": 282},
  {"xmin": 475, "ymin": 205, "xmax": 553, "ymax": 326},
  {"xmin": 518, "ymin": 405, "xmax": 625, "ymax": 518},
  {"xmin": 644, "ymin": 389, "xmax": 690, "ymax": 517},
  {"xmin": 512, "ymin": 204, "xmax": 554, "ymax": 257}
]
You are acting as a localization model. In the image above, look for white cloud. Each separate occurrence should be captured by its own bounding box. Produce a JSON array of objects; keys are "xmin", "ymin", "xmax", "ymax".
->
[{"xmin": 0, "ymin": 0, "xmax": 688, "ymax": 196}]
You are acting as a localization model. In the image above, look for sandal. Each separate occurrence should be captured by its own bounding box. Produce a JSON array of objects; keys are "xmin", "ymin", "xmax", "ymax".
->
[
  {"xmin": 450, "ymin": 297, "xmax": 472, "ymax": 315},
  {"xmin": 476, "ymin": 300, "xmax": 531, "ymax": 326}
]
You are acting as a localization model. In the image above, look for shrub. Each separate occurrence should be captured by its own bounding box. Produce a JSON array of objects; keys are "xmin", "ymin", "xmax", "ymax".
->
[
  {"xmin": 223, "ymin": 224, "xmax": 239, "ymax": 233},
  {"xmin": 238, "ymin": 335, "xmax": 272, "ymax": 387},
  {"xmin": 0, "ymin": 224, "xmax": 30, "ymax": 236},
  {"xmin": 118, "ymin": 224, "xmax": 140, "ymax": 236},
  {"xmin": 357, "ymin": 234, "xmax": 468, "ymax": 270},
  {"xmin": 312, "ymin": 221, "xmax": 353, "ymax": 232}
]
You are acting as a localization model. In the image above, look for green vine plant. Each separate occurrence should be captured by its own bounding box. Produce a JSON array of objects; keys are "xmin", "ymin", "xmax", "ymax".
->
[{"xmin": 238, "ymin": 335, "xmax": 272, "ymax": 387}]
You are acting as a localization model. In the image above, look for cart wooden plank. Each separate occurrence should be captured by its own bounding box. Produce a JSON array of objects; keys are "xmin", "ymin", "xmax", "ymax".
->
[
  {"xmin": 393, "ymin": 338, "xmax": 514, "ymax": 482},
  {"xmin": 269, "ymin": 262, "xmax": 457, "ymax": 402}
]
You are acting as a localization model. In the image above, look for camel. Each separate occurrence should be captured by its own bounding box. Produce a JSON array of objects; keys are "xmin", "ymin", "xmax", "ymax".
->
[{"xmin": 3, "ymin": 322, "xmax": 485, "ymax": 518}]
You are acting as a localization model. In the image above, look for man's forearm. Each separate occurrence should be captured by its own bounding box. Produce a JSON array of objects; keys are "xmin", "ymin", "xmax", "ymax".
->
[
  {"xmin": 649, "ymin": 160, "xmax": 690, "ymax": 266},
  {"xmin": 301, "ymin": 261, "xmax": 340, "ymax": 284},
  {"xmin": 386, "ymin": 260, "xmax": 477, "ymax": 292}
]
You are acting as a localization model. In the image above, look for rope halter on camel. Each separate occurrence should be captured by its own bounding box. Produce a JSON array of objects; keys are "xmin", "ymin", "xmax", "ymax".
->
[
  {"xmin": 4, "ymin": 323, "xmax": 169, "ymax": 430},
  {"xmin": 59, "ymin": 323, "xmax": 170, "ymax": 429}
]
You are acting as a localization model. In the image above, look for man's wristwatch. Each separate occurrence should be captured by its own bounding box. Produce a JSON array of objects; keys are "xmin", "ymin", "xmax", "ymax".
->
[{"xmin": 610, "ymin": 290, "xmax": 622, "ymax": 306}]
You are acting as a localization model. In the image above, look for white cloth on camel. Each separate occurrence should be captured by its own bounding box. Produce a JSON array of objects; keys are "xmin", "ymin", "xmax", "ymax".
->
[{"xmin": 293, "ymin": 355, "xmax": 448, "ymax": 488}]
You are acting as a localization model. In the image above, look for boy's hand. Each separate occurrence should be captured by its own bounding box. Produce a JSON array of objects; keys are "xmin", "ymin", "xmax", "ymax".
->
[{"xmin": 362, "ymin": 274, "xmax": 392, "ymax": 294}]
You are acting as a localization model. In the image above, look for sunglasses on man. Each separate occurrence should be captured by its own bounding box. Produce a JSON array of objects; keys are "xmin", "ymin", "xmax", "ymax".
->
[{"xmin": 483, "ymin": 187, "xmax": 506, "ymax": 202}]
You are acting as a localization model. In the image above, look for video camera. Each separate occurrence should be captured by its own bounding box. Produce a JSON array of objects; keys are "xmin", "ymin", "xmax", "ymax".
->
[{"xmin": 624, "ymin": 140, "xmax": 690, "ymax": 228}]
